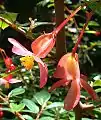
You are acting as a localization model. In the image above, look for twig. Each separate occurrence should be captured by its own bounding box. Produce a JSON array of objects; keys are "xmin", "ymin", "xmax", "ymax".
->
[
  {"xmin": 0, "ymin": 17, "xmax": 33, "ymax": 39},
  {"xmin": 35, "ymin": 102, "xmax": 47, "ymax": 120},
  {"xmin": 0, "ymin": 95, "xmax": 25, "ymax": 120}
]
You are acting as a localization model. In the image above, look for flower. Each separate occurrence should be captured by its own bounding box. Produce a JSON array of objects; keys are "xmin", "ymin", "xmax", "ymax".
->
[
  {"xmin": 0, "ymin": 48, "xmax": 21, "ymax": 88},
  {"xmin": 49, "ymin": 53, "xmax": 98, "ymax": 111},
  {"xmin": 8, "ymin": 38, "xmax": 48, "ymax": 88},
  {"xmin": 31, "ymin": 32, "xmax": 56, "ymax": 58},
  {"xmin": 31, "ymin": 7, "xmax": 81, "ymax": 58}
]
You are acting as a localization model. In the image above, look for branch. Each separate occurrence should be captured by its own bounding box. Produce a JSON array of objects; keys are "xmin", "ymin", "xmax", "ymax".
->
[{"xmin": 0, "ymin": 95, "xmax": 25, "ymax": 120}]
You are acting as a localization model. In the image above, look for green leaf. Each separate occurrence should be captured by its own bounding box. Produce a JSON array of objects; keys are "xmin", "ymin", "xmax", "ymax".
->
[
  {"xmin": 86, "ymin": 1, "xmax": 101, "ymax": 16},
  {"xmin": 46, "ymin": 102, "xmax": 64, "ymax": 109},
  {"xmin": 34, "ymin": 90, "xmax": 51, "ymax": 105},
  {"xmin": 93, "ymin": 80, "xmax": 101, "ymax": 87},
  {"xmin": 0, "ymin": 107, "xmax": 11, "ymax": 112},
  {"xmin": 0, "ymin": 21, "xmax": 9, "ymax": 29},
  {"xmin": 22, "ymin": 99, "xmax": 39, "ymax": 113},
  {"xmin": 95, "ymin": 88, "xmax": 101, "ymax": 93},
  {"xmin": 23, "ymin": 115, "xmax": 33, "ymax": 120},
  {"xmin": 0, "ymin": 12, "xmax": 18, "ymax": 22},
  {"xmin": 88, "ymin": 21, "xmax": 100, "ymax": 26},
  {"xmin": 10, "ymin": 103, "xmax": 25, "ymax": 112},
  {"xmin": 40, "ymin": 117, "xmax": 54, "ymax": 120},
  {"xmin": 8, "ymin": 88, "xmax": 25, "ymax": 97}
]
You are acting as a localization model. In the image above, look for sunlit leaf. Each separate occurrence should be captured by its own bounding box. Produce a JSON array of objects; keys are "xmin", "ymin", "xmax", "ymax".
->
[
  {"xmin": 10, "ymin": 103, "xmax": 25, "ymax": 112},
  {"xmin": 23, "ymin": 115, "xmax": 33, "ymax": 120},
  {"xmin": 40, "ymin": 117, "xmax": 54, "ymax": 120},
  {"xmin": 34, "ymin": 90, "xmax": 51, "ymax": 105},
  {"xmin": 8, "ymin": 88, "xmax": 25, "ymax": 97},
  {"xmin": 93, "ymin": 80, "xmax": 101, "ymax": 87},
  {"xmin": 0, "ymin": 21, "xmax": 9, "ymax": 29},
  {"xmin": 46, "ymin": 102, "xmax": 64, "ymax": 109},
  {"xmin": 22, "ymin": 99, "xmax": 39, "ymax": 113}
]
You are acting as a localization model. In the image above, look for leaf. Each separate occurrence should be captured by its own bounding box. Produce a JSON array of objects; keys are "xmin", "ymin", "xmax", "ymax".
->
[
  {"xmin": 46, "ymin": 102, "xmax": 64, "ymax": 109},
  {"xmin": 0, "ymin": 12, "xmax": 18, "ymax": 22},
  {"xmin": 23, "ymin": 115, "xmax": 33, "ymax": 120},
  {"xmin": 86, "ymin": 1, "xmax": 101, "ymax": 16},
  {"xmin": 40, "ymin": 117, "xmax": 54, "ymax": 120},
  {"xmin": 8, "ymin": 88, "xmax": 25, "ymax": 97},
  {"xmin": 93, "ymin": 80, "xmax": 101, "ymax": 87},
  {"xmin": 22, "ymin": 99, "xmax": 39, "ymax": 113},
  {"xmin": 0, "ymin": 107, "xmax": 11, "ymax": 112},
  {"xmin": 95, "ymin": 88, "xmax": 101, "ymax": 93},
  {"xmin": 10, "ymin": 103, "xmax": 25, "ymax": 112},
  {"xmin": 0, "ymin": 21, "xmax": 9, "ymax": 29},
  {"xmin": 88, "ymin": 21, "xmax": 100, "ymax": 26},
  {"xmin": 34, "ymin": 90, "xmax": 51, "ymax": 105}
]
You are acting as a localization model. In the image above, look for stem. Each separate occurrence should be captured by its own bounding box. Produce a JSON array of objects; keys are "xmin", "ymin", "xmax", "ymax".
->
[
  {"xmin": 54, "ymin": 6, "xmax": 82, "ymax": 34},
  {"xmin": 35, "ymin": 102, "xmax": 46, "ymax": 120},
  {"xmin": 74, "ymin": 102, "xmax": 82, "ymax": 120},
  {"xmin": 0, "ymin": 17, "xmax": 32, "ymax": 39},
  {"xmin": 0, "ymin": 95, "xmax": 25, "ymax": 120},
  {"xmin": 72, "ymin": 12, "xmax": 93, "ymax": 54},
  {"xmin": 54, "ymin": 0, "xmax": 66, "ymax": 60}
]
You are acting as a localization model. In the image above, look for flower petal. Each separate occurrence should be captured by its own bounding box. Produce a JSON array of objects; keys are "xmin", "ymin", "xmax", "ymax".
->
[
  {"xmin": 0, "ymin": 78, "xmax": 7, "ymax": 85},
  {"xmin": 80, "ymin": 78, "xmax": 99, "ymax": 101},
  {"xmin": 8, "ymin": 38, "xmax": 33, "ymax": 56},
  {"xmin": 9, "ymin": 79, "xmax": 22, "ymax": 83},
  {"xmin": 48, "ymin": 79, "xmax": 70, "ymax": 92},
  {"xmin": 34, "ymin": 56, "xmax": 48, "ymax": 88},
  {"xmin": 64, "ymin": 80, "xmax": 80, "ymax": 111},
  {"xmin": 54, "ymin": 53, "xmax": 80, "ymax": 81},
  {"xmin": 31, "ymin": 33, "xmax": 55, "ymax": 58}
]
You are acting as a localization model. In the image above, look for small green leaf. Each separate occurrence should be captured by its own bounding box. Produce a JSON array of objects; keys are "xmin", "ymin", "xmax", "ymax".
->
[
  {"xmin": 0, "ymin": 12, "xmax": 18, "ymax": 22},
  {"xmin": 10, "ymin": 103, "xmax": 25, "ymax": 112},
  {"xmin": 8, "ymin": 88, "xmax": 25, "ymax": 97},
  {"xmin": 34, "ymin": 90, "xmax": 51, "ymax": 105},
  {"xmin": 88, "ymin": 21, "xmax": 100, "ymax": 26},
  {"xmin": 0, "ymin": 21, "xmax": 9, "ymax": 29},
  {"xmin": 95, "ymin": 88, "xmax": 101, "ymax": 93},
  {"xmin": 93, "ymin": 80, "xmax": 101, "ymax": 87},
  {"xmin": 40, "ymin": 117, "xmax": 54, "ymax": 120},
  {"xmin": 22, "ymin": 99, "xmax": 39, "ymax": 113},
  {"xmin": 46, "ymin": 102, "xmax": 64, "ymax": 109},
  {"xmin": 23, "ymin": 115, "xmax": 33, "ymax": 120}
]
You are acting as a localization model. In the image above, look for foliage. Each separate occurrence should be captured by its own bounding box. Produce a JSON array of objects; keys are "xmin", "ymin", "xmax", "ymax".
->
[{"xmin": 0, "ymin": 0, "xmax": 101, "ymax": 120}]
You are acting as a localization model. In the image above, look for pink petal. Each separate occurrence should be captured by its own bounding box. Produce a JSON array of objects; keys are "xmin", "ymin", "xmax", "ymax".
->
[
  {"xmin": 64, "ymin": 80, "xmax": 80, "ymax": 111},
  {"xmin": 8, "ymin": 38, "xmax": 33, "ymax": 56},
  {"xmin": 9, "ymin": 79, "xmax": 22, "ymax": 83},
  {"xmin": 48, "ymin": 79, "xmax": 70, "ymax": 92},
  {"xmin": 80, "ymin": 78, "xmax": 99, "ymax": 101},
  {"xmin": 0, "ymin": 78, "xmax": 7, "ymax": 85},
  {"xmin": 54, "ymin": 53, "xmax": 80, "ymax": 81},
  {"xmin": 34, "ymin": 56, "xmax": 48, "ymax": 88},
  {"xmin": 31, "ymin": 33, "xmax": 55, "ymax": 58}
]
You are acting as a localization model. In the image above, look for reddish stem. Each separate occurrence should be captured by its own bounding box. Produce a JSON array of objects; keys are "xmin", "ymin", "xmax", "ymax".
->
[
  {"xmin": 72, "ymin": 12, "xmax": 93, "ymax": 55},
  {"xmin": 53, "ymin": 6, "xmax": 81, "ymax": 35}
]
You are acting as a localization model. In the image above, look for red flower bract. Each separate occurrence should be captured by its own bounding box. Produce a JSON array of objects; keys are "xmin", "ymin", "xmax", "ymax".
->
[{"xmin": 49, "ymin": 53, "xmax": 98, "ymax": 111}]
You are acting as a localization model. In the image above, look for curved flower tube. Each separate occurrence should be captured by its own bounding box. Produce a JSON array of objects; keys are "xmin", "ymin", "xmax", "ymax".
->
[
  {"xmin": 49, "ymin": 53, "xmax": 98, "ymax": 111},
  {"xmin": 8, "ymin": 38, "xmax": 48, "ymax": 88}
]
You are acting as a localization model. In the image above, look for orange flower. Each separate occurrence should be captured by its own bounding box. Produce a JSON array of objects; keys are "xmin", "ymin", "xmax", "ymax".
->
[{"xmin": 49, "ymin": 53, "xmax": 98, "ymax": 110}]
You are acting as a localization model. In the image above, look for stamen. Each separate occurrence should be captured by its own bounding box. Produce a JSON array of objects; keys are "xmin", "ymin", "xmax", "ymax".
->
[{"xmin": 20, "ymin": 56, "xmax": 34, "ymax": 70}]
